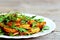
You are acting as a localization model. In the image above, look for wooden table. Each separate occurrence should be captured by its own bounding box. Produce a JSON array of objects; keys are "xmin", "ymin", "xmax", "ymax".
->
[{"xmin": 0, "ymin": 0, "xmax": 59, "ymax": 40}]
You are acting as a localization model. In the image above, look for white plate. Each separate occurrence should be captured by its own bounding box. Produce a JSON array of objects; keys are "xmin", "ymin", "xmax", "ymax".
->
[{"xmin": 0, "ymin": 13, "xmax": 56, "ymax": 39}]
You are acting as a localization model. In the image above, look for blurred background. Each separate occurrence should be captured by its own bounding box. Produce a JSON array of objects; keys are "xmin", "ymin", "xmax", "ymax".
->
[
  {"xmin": 0, "ymin": 0, "xmax": 60, "ymax": 13},
  {"xmin": 0, "ymin": 0, "xmax": 60, "ymax": 40}
]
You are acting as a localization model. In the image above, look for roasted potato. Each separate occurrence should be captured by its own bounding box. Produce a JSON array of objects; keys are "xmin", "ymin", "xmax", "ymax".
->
[
  {"xmin": 36, "ymin": 22, "xmax": 46, "ymax": 29},
  {"xmin": 20, "ymin": 24, "xmax": 31, "ymax": 29},
  {"xmin": 3, "ymin": 27, "xmax": 17, "ymax": 33},
  {"xmin": 28, "ymin": 20, "xmax": 35, "ymax": 25},
  {"xmin": 30, "ymin": 27, "xmax": 40, "ymax": 34}
]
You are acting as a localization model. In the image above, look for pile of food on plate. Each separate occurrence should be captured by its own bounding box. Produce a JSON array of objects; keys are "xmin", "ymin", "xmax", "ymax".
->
[{"xmin": 0, "ymin": 11, "xmax": 49, "ymax": 36}]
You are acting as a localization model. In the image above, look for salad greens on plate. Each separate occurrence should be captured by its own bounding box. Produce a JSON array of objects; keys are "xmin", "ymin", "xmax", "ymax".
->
[{"xmin": 0, "ymin": 11, "xmax": 49, "ymax": 36}]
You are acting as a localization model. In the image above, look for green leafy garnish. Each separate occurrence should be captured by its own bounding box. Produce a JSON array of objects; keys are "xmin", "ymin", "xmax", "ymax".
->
[
  {"xmin": 0, "ymin": 16, "xmax": 4, "ymax": 22},
  {"xmin": 25, "ymin": 16, "xmax": 31, "ymax": 21},
  {"xmin": 9, "ymin": 33, "xmax": 14, "ymax": 36},
  {"xmin": 18, "ymin": 15, "xmax": 36, "ymax": 21},
  {"xmin": 31, "ymin": 16, "xmax": 36, "ymax": 19},
  {"xmin": 8, "ymin": 14, "xmax": 17, "ymax": 21},
  {"xmin": 0, "ymin": 28, "xmax": 4, "ymax": 35},
  {"xmin": 42, "ymin": 26, "xmax": 49, "ymax": 32},
  {"xmin": 19, "ymin": 28, "xmax": 27, "ymax": 32},
  {"xmin": 21, "ymin": 20, "xmax": 26, "ymax": 24},
  {"xmin": 18, "ymin": 15, "xmax": 25, "ymax": 19},
  {"xmin": 11, "ymin": 23, "xmax": 16, "ymax": 28},
  {"xmin": 0, "ymin": 18, "xmax": 3, "ymax": 22},
  {"xmin": 43, "ymin": 26, "xmax": 49, "ymax": 30},
  {"xmin": 32, "ymin": 22, "xmax": 37, "ymax": 28},
  {"xmin": 35, "ymin": 18, "xmax": 44, "ymax": 22},
  {"xmin": 5, "ymin": 18, "xmax": 10, "ymax": 23},
  {"xmin": 11, "ymin": 24, "xmax": 27, "ymax": 32},
  {"xmin": 14, "ymin": 27, "xmax": 27, "ymax": 32}
]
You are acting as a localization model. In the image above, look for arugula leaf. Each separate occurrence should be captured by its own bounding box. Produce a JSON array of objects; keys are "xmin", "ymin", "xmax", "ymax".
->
[
  {"xmin": 35, "ymin": 18, "xmax": 44, "ymax": 22},
  {"xmin": 4, "ymin": 14, "xmax": 10, "ymax": 18},
  {"xmin": 32, "ymin": 22, "xmax": 37, "ymax": 28},
  {"xmin": 23, "ymin": 16, "xmax": 36, "ymax": 21},
  {"xmin": 11, "ymin": 23, "xmax": 16, "ymax": 28},
  {"xmin": 18, "ymin": 15, "xmax": 25, "ymax": 19},
  {"xmin": 43, "ymin": 26, "xmax": 49, "ymax": 30},
  {"xmin": 31, "ymin": 16, "xmax": 36, "ymax": 19},
  {"xmin": 18, "ymin": 28, "xmax": 24, "ymax": 32},
  {"xmin": 9, "ymin": 33, "xmax": 14, "ymax": 36},
  {"xmin": 5, "ymin": 19, "xmax": 10, "ymax": 23},
  {"xmin": 25, "ymin": 16, "xmax": 31, "ymax": 21},
  {"xmin": 0, "ymin": 16, "xmax": 4, "ymax": 22},
  {"xmin": 18, "ymin": 15, "xmax": 36, "ymax": 21},
  {"xmin": 0, "ymin": 28, "xmax": 4, "ymax": 35},
  {"xmin": 0, "ymin": 18, "xmax": 3, "ymax": 22},
  {"xmin": 21, "ymin": 20, "xmax": 26, "ymax": 24},
  {"xmin": 7, "ymin": 14, "xmax": 17, "ymax": 21},
  {"xmin": 14, "ymin": 27, "xmax": 27, "ymax": 32},
  {"xmin": 19, "ymin": 28, "xmax": 27, "ymax": 32},
  {"xmin": 42, "ymin": 26, "xmax": 49, "ymax": 32}
]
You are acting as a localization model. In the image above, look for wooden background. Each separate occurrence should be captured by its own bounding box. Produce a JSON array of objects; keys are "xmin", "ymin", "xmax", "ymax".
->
[{"xmin": 0, "ymin": 0, "xmax": 60, "ymax": 40}]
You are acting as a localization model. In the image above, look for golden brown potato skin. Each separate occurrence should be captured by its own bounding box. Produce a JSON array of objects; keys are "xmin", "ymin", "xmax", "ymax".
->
[
  {"xmin": 20, "ymin": 24, "xmax": 31, "ymax": 29},
  {"xmin": 23, "ymin": 27, "xmax": 40, "ymax": 34},
  {"xmin": 16, "ymin": 18, "xmax": 21, "ymax": 22},
  {"xmin": 36, "ymin": 22, "xmax": 46, "ymax": 29},
  {"xmin": 30, "ymin": 27, "xmax": 40, "ymax": 34},
  {"xmin": 3, "ymin": 27, "xmax": 17, "ymax": 33},
  {"xmin": 7, "ymin": 22, "xmax": 12, "ymax": 26},
  {"xmin": 27, "ymin": 20, "xmax": 35, "ymax": 25}
]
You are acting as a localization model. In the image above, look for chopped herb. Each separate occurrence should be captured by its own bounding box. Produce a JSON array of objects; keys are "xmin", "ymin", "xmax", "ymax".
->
[
  {"xmin": 32, "ymin": 22, "xmax": 37, "ymax": 28},
  {"xmin": 0, "ymin": 28, "xmax": 4, "ymax": 35},
  {"xmin": 19, "ymin": 28, "xmax": 27, "ymax": 32},
  {"xmin": 43, "ymin": 26, "xmax": 49, "ymax": 30},
  {"xmin": 35, "ymin": 18, "xmax": 44, "ymax": 22},
  {"xmin": 11, "ymin": 23, "xmax": 16, "ymax": 28},
  {"xmin": 21, "ymin": 20, "xmax": 26, "ymax": 24},
  {"xmin": 0, "ymin": 18, "xmax": 3, "ymax": 22},
  {"xmin": 31, "ymin": 16, "xmax": 36, "ymax": 19},
  {"xmin": 42, "ymin": 26, "xmax": 49, "ymax": 32},
  {"xmin": 9, "ymin": 33, "xmax": 14, "ymax": 36},
  {"xmin": 5, "ymin": 19, "xmax": 10, "ymax": 23},
  {"xmin": 25, "ymin": 16, "xmax": 31, "ymax": 21},
  {"xmin": 14, "ymin": 27, "xmax": 27, "ymax": 32},
  {"xmin": 0, "ymin": 16, "xmax": 4, "ymax": 22}
]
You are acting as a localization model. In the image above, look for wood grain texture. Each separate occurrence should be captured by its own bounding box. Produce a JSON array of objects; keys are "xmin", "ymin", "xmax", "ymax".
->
[{"xmin": 0, "ymin": 0, "xmax": 59, "ymax": 40}]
